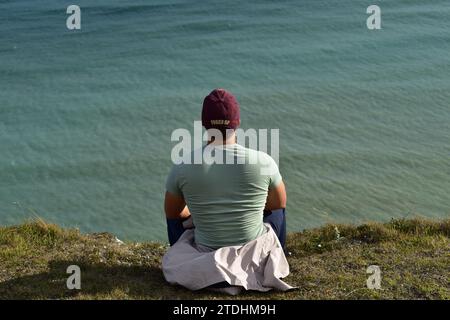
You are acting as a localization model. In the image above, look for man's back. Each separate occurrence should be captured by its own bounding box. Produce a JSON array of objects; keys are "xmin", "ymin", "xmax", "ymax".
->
[{"xmin": 166, "ymin": 143, "xmax": 282, "ymax": 249}]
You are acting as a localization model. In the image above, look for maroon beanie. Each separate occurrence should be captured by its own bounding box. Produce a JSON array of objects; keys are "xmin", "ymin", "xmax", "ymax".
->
[{"xmin": 202, "ymin": 89, "xmax": 240, "ymax": 130}]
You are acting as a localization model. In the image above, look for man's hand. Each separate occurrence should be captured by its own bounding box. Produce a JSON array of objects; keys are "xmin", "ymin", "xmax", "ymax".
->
[{"xmin": 164, "ymin": 191, "xmax": 191, "ymax": 219}]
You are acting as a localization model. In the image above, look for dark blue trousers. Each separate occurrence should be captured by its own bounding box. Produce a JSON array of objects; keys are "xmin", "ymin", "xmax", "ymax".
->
[{"xmin": 166, "ymin": 208, "xmax": 287, "ymax": 249}]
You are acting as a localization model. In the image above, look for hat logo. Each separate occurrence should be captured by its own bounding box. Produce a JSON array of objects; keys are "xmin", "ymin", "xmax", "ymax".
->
[{"xmin": 210, "ymin": 120, "xmax": 230, "ymax": 125}]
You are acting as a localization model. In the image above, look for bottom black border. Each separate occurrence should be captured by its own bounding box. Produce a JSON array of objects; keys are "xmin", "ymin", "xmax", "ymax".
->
[{"xmin": 1, "ymin": 299, "xmax": 447, "ymax": 319}]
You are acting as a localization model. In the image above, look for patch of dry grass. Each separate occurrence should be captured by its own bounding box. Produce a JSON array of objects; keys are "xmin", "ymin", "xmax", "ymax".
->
[{"xmin": 0, "ymin": 218, "xmax": 448, "ymax": 299}]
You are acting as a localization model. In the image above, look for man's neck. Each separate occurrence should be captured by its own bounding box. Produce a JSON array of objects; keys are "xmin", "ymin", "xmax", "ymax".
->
[{"xmin": 207, "ymin": 133, "xmax": 236, "ymax": 145}]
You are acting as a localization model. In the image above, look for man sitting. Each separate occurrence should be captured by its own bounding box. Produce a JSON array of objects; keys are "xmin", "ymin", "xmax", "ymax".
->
[{"xmin": 162, "ymin": 89, "xmax": 293, "ymax": 294}]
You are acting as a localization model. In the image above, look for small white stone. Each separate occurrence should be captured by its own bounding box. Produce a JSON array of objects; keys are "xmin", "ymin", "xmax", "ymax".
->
[{"xmin": 114, "ymin": 237, "xmax": 124, "ymax": 245}]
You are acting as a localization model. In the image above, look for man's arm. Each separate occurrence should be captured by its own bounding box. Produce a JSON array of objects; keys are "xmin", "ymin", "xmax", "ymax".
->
[
  {"xmin": 164, "ymin": 191, "xmax": 191, "ymax": 219},
  {"xmin": 265, "ymin": 181, "xmax": 287, "ymax": 211}
]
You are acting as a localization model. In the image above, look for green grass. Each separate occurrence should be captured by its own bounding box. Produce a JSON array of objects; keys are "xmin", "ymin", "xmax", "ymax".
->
[{"xmin": 0, "ymin": 217, "xmax": 449, "ymax": 299}]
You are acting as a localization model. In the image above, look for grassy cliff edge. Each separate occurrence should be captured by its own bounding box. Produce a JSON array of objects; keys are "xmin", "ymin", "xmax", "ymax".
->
[{"xmin": 0, "ymin": 218, "xmax": 449, "ymax": 299}]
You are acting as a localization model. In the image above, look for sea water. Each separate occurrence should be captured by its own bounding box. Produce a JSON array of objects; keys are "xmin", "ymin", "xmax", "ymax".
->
[{"xmin": 0, "ymin": 0, "xmax": 449, "ymax": 241}]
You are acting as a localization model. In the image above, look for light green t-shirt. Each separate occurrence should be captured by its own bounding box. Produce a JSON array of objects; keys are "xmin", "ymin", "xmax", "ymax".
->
[{"xmin": 165, "ymin": 143, "xmax": 282, "ymax": 249}]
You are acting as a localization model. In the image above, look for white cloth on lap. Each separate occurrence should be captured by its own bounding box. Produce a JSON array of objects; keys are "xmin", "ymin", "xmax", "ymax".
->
[{"xmin": 162, "ymin": 223, "xmax": 295, "ymax": 293}]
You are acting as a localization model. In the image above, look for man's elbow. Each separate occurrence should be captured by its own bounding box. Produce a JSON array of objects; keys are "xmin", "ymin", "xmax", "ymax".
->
[
  {"xmin": 265, "ymin": 182, "xmax": 287, "ymax": 210},
  {"xmin": 266, "ymin": 203, "xmax": 286, "ymax": 211},
  {"xmin": 280, "ymin": 198, "xmax": 287, "ymax": 209},
  {"xmin": 265, "ymin": 197, "xmax": 287, "ymax": 211}
]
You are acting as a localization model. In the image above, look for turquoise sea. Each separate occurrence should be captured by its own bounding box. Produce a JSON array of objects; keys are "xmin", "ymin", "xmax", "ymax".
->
[{"xmin": 1, "ymin": 0, "xmax": 449, "ymax": 241}]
